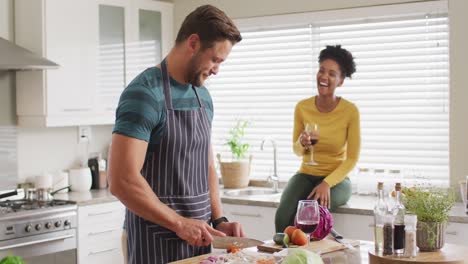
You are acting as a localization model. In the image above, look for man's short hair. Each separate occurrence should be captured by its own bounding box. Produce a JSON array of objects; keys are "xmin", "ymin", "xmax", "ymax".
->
[{"xmin": 175, "ymin": 5, "xmax": 242, "ymax": 49}]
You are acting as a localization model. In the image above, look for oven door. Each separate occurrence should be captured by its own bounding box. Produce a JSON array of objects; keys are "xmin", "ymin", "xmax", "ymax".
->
[{"xmin": 0, "ymin": 229, "xmax": 76, "ymax": 259}]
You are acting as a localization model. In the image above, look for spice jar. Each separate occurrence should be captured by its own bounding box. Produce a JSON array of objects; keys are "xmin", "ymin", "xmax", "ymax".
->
[
  {"xmin": 404, "ymin": 214, "xmax": 417, "ymax": 258},
  {"xmin": 383, "ymin": 214, "xmax": 394, "ymax": 256}
]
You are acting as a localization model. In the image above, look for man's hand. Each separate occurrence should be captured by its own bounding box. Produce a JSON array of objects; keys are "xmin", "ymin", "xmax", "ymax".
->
[
  {"xmin": 307, "ymin": 181, "xmax": 331, "ymax": 208},
  {"xmin": 175, "ymin": 218, "xmax": 226, "ymax": 246},
  {"xmin": 215, "ymin": 221, "xmax": 245, "ymax": 237}
]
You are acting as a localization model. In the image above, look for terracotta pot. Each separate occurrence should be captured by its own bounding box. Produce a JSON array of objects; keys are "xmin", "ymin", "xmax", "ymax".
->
[{"xmin": 416, "ymin": 221, "xmax": 446, "ymax": 251}]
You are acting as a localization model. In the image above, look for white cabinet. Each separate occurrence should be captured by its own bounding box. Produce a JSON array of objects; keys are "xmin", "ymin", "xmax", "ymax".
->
[
  {"xmin": 445, "ymin": 222, "xmax": 468, "ymax": 246},
  {"xmin": 222, "ymin": 203, "xmax": 277, "ymax": 241},
  {"xmin": 77, "ymin": 201, "xmax": 126, "ymax": 264},
  {"xmin": 15, "ymin": 0, "xmax": 98, "ymax": 127},
  {"xmin": 15, "ymin": 0, "xmax": 173, "ymax": 127},
  {"xmin": 331, "ymin": 213, "xmax": 374, "ymax": 241},
  {"xmin": 95, "ymin": 0, "xmax": 173, "ymax": 114}
]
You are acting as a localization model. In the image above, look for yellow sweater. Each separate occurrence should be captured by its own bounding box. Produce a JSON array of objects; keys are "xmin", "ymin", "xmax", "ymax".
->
[{"xmin": 293, "ymin": 96, "xmax": 361, "ymax": 187}]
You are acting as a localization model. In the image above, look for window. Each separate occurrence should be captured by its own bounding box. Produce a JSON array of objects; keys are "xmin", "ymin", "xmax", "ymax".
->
[{"xmin": 207, "ymin": 1, "xmax": 449, "ymax": 189}]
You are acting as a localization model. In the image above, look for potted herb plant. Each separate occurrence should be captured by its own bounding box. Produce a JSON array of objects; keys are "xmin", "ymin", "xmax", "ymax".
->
[
  {"xmin": 403, "ymin": 186, "xmax": 455, "ymax": 251},
  {"xmin": 217, "ymin": 120, "xmax": 252, "ymax": 188}
]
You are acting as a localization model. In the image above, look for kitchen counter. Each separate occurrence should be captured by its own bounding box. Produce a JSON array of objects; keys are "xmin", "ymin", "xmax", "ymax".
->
[
  {"xmin": 220, "ymin": 186, "xmax": 468, "ymax": 224},
  {"xmin": 54, "ymin": 188, "xmax": 119, "ymax": 206},
  {"xmin": 52, "ymin": 186, "xmax": 468, "ymax": 224}
]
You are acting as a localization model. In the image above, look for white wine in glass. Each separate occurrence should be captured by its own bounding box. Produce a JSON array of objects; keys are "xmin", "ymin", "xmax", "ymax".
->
[{"xmin": 304, "ymin": 123, "xmax": 319, "ymax": 165}]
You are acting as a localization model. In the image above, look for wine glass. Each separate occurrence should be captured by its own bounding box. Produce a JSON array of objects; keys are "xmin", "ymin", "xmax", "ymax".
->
[
  {"xmin": 296, "ymin": 200, "xmax": 320, "ymax": 247},
  {"xmin": 304, "ymin": 123, "xmax": 319, "ymax": 165}
]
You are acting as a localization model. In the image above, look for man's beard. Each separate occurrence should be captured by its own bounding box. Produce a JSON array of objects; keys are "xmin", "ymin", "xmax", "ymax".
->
[{"xmin": 186, "ymin": 54, "xmax": 205, "ymax": 87}]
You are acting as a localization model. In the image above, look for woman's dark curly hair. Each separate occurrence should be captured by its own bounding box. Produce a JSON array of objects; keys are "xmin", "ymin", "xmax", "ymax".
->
[{"xmin": 318, "ymin": 45, "xmax": 356, "ymax": 78}]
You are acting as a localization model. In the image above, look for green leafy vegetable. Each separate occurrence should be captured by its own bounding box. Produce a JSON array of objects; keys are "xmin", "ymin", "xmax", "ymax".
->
[
  {"xmin": 282, "ymin": 248, "xmax": 323, "ymax": 264},
  {"xmin": 0, "ymin": 255, "xmax": 25, "ymax": 264}
]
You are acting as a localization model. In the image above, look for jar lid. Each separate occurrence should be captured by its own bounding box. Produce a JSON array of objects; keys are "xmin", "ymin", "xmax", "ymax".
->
[{"xmin": 404, "ymin": 214, "xmax": 417, "ymax": 227}]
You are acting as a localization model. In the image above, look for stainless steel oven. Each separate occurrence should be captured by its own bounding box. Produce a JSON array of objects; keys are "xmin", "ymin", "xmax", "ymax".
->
[{"xmin": 0, "ymin": 199, "xmax": 77, "ymax": 259}]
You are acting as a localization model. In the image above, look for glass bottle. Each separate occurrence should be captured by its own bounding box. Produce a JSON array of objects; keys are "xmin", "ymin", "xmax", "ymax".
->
[
  {"xmin": 382, "ymin": 214, "xmax": 394, "ymax": 256},
  {"xmin": 392, "ymin": 182, "xmax": 406, "ymax": 255},
  {"xmin": 373, "ymin": 182, "xmax": 387, "ymax": 252},
  {"xmin": 404, "ymin": 214, "xmax": 417, "ymax": 258}
]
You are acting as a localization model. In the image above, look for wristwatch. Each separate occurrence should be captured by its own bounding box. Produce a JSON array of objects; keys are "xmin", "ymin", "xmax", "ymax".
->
[{"xmin": 212, "ymin": 216, "xmax": 229, "ymax": 229}]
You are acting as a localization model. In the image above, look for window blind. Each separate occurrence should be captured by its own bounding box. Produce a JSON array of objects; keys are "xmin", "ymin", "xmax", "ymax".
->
[{"xmin": 207, "ymin": 1, "xmax": 449, "ymax": 189}]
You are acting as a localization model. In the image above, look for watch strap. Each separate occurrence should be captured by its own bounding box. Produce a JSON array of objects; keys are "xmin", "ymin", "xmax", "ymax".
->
[{"xmin": 212, "ymin": 216, "xmax": 229, "ymax": 229}]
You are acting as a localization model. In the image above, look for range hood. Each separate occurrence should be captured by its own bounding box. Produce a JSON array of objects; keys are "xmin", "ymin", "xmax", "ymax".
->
[{"xmin": 0, "ymin": 37, "xmax": 59, "ymax": 70}]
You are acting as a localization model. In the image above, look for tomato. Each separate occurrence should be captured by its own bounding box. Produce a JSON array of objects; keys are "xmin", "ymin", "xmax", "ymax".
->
[{"xmin": 226, "ymin": 245, "xmax": 241, "ymax": 253}]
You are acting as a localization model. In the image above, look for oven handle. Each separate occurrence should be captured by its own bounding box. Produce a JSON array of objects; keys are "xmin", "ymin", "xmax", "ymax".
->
[{"xmin": 0, "ymin": 234, "xmax": 74, "ymax": 250}]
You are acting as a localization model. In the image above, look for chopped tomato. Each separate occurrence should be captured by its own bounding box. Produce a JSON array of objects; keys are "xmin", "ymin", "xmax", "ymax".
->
[{"xmin": 226, "ymin": 245, "xmax": 241, "ymax": 253}]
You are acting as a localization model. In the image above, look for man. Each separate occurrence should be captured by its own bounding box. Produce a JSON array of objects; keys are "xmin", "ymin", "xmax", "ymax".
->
[{"xmin": 108, "ymin": 5, "xmax": 243, "ymax": 264}]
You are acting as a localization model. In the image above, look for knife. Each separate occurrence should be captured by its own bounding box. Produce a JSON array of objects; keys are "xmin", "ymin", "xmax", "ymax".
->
[
  {"xmin": 212, "ymin": 236, "xmax": 264, "ymax": 249},
  {"xmin": 330, "ymin": 228, "xmax": 355, "ymax": 250}
]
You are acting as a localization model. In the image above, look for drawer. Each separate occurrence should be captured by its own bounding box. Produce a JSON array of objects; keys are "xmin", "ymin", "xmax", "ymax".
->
[
  {"xmin": 79, "ymin": 244, "xmax": 124, "ymax": 264},
  {"xmin": 446, "ymin": 222, "xmax": 468, "ymax": 246},
  {"xmin": 332, "ymin": 213, "xmax": 374, "ymax": 241},
  {"xmin": 78, "ymin": 201, "xmax": 125, "ymax": 226},
  {"xmin": 222, "ymin": 203, "xmax": 276, "ymax": 241},
  {"xmin": 80, "ymin": 230, "xmax": 123, "ymax": 253}
]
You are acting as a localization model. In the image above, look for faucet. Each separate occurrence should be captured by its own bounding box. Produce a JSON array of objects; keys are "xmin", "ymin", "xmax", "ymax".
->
[{"xmin": 261, "ymin": 138, "xmax": 280, "ymax": 192}]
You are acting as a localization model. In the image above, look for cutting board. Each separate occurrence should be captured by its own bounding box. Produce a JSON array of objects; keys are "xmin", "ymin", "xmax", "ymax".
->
[
  {"xmin": 257, "ymin": 237, "xmax": 360, "ymax": 255},
  {"xmin": 169, "ymin": 254, "xmax": 211, "ymax": 264}
]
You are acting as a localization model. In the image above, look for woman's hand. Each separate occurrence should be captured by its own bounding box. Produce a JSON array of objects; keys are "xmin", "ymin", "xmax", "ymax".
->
[
  {"xmin": 307, "ymin": 181, "xmax": 331, "ymax": 208},
  {"xmin": 299, "ymin": 131, "xmax": 311, "ymax": 149}
]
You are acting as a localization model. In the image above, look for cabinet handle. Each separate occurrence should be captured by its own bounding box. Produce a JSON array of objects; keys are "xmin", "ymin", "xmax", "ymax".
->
[
  {"xmin": 62, "ymin": 108, "xmax": 92, "ymax": 112},
  {"xmin": 88, "ymin": 248, "xmax": 117, "ymax": 256},
  {"xmin": 446, "ymin": 231, "xmax": 457, "ymax": 235},
  {"xmin": 88, "ymin": 211, "xmax": 114, "ymax": 217},
  {"xmin": 0, "ymin": 234, "xmax": 74, "ymax": 250},
  {"xmin": 368, "ymin": 224, "xmax": 374, "ymax": 228},
  {"xmin": 231, "ymin": 212, "xmax": 262, "ymax": 218},
  {"xmin": 89, "ymin": 229, "xmax": 117, "ymax": 236}
]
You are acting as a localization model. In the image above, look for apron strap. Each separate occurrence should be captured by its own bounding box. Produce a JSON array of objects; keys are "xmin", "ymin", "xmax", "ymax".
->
[
  {"xmin": 161, "ymin": 59, "xmax": 173, "ymax": 110},
  {"xmin": 161, "ymin": 58, "xmax": 205, "ymax": 109},
  {"xmin": 192, "ymin": 86, "xmax": 205, "ymax": 108}
]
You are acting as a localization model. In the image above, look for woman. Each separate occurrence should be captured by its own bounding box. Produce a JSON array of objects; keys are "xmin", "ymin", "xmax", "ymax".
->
[{"xmin": 275, "ymin": 45, "xmax": 360, "ymax": 232}]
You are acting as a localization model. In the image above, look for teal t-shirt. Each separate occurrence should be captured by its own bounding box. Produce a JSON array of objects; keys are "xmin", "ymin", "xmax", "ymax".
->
[{"xmin": 112, "ymin": 67, "xmax": 214, "ymax": 145}]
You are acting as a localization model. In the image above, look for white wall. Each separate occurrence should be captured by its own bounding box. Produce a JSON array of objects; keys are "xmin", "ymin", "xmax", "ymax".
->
[
  {"xmin": 17, "ymin": 125, "xmax": 113, "ymax": 182},
  {"xmin": 172, "ymin": 0, "xmax": 468, "ymax": 190}
]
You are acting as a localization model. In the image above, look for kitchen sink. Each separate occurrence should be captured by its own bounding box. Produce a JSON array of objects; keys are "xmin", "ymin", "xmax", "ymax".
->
[{"xmin": 223, "ymin": 188, "xmax": 282, "ymax": 197}]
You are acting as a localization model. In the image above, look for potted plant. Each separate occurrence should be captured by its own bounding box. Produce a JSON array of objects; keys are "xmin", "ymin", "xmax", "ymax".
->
[
  {"xmin": 403, "ymin": 186, "xmax": 455, "ymax": 251},
  {"xmin": 217, "ymin": 120, "xmax": 252, "ymax": 189}
]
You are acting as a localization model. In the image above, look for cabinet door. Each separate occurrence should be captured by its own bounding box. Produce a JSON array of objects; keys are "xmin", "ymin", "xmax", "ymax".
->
[
  {"xmin": 332, "ymin": 213, "xmax": 374, "ymax": 241},
  {"xmin": 95, "ymin": 0, "xmax": 128, "ymax": 115},
  {"xmin": 125, "ymin": 0, "xmax": 173, "ymax": 84},
  {"xmin": 95, "ymin": 0, "xmax": 173, "ymax": 115},
  {"xmin": 45, "ymin": 0, "xmax": 98, "ymax": 116},
  {"xmin": 446, "ymin": 222, "xmax": 468, "ymax": 246},
  {"xmin": 222, "ymin": 203, "xmax": 276, "ymax": 241}
]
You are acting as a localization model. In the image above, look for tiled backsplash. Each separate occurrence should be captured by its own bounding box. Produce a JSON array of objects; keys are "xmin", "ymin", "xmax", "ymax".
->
[{"xmin": 0, "ymin": 126, "xmax": 17, "ymax": 190}]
